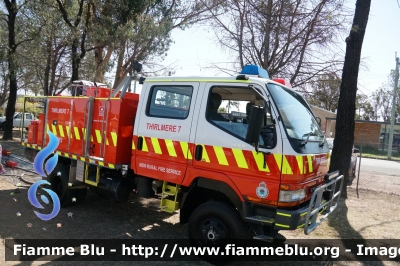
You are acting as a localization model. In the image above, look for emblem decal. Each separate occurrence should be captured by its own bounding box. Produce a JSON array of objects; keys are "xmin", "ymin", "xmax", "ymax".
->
[{"xmin": 256, "ymin": 181, "xmax": 269, "ymax": 198}]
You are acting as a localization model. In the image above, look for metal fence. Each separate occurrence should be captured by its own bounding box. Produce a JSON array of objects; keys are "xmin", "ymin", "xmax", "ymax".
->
[{"xmin": 351, "ymin": 137, "xmax": 400, "ymax": 196}]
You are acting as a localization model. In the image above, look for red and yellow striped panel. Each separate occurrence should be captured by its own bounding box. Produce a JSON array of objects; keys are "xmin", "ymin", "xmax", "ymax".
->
[
  {"xmin": 131, "ymin": 136, "xmax": 325, "ymax": 176},
  {"xmin": 46, "ymin": 124, "xmax": 117, "ymax": 147}
]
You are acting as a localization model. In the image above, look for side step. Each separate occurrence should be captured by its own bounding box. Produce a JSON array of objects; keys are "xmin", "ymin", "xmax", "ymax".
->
[{"xmin": 160, "ymin": 182, "xmax": 181, "ymax": 213}]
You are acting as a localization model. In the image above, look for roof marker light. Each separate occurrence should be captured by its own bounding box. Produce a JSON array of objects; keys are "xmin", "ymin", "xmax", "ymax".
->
[
  {"xmin": 273, "ymin": 78, "xmax": 292, "ymax": 88},
  {"xmin": 240, "ymin": 65, "xmax": 270, "ymax": 79}
]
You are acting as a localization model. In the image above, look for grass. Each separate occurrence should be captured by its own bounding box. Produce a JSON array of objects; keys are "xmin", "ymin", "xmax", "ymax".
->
[{"xmin": 355, "ymin": 145, "xmax": 400, "ymax": 161}]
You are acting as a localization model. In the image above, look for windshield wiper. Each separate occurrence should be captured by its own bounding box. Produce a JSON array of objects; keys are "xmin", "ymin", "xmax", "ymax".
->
[
  {"xmin": 300, "ymin": 132, "xmax": 319, "ymax": 148},
  {"xmin": 319, "ymin": 134, "xmax": 326, "ymax": 147}
]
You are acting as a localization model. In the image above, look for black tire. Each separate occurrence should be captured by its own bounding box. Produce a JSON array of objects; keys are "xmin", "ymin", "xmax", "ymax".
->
[
  {"xmin": 47, "ymin": 164, "xmax": 86, "ymax": 207},
  {"xmin": 188, "ymin": 201, "xmax": 250, "ymax": 247}
]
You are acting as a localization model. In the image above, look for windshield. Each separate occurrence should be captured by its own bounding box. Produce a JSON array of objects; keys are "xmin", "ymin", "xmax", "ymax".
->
[{"xmin": 266, "ymin": 83, "xmax": 323, "ymax": 141}]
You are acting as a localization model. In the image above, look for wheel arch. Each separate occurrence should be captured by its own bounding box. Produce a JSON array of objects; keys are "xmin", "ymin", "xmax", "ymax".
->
[{"xmin": 179, "ymin": 177, "xmax": 243, "ymax": 225}]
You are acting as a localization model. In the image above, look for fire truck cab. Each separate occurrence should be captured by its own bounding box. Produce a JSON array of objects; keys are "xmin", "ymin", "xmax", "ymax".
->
[{"xmin": 22, "ymin": 65, "xmax": 343, "ymax": 244}]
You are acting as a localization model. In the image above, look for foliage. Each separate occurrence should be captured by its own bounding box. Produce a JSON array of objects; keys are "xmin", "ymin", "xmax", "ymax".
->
[
  {"xmin": 306, "ymin": 74, "xmax": 341, "ymax": 112},
  {"xmin": 14, "ymin": 97, "xmax": 42, "ymax": 117},
  {"xmin": 206, "ymin": 0, "xmax": 350, "ymax": 88}
]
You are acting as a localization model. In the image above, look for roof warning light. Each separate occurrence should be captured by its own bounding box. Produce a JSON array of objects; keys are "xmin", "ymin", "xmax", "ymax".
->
[{"xmin": 240, "ymin": 65, "xmax": 270, "ymax": 79}]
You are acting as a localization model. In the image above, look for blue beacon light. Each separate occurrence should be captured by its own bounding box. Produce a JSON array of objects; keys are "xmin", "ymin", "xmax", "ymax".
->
[{"xmin": 240, "ymin": 65, "xmax": 270, "ymax": 79}]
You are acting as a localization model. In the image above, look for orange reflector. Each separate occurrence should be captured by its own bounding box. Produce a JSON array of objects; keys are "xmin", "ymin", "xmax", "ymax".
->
[
  {"xmin": 280, "ymin": 184, "xmax": 290, "ymax": 190},
  {"xmin": 247, "ymin": 196, "xmax": 262, "ymax": 203},
  {"xmin": 245, "ymin": 196, "xmax": 277, "ymax": 206}
]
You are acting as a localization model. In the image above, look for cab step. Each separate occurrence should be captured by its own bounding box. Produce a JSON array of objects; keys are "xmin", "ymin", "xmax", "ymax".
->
[{"xmin": 160, "ymin": 182, "xmax": 181, "ymax": 213}]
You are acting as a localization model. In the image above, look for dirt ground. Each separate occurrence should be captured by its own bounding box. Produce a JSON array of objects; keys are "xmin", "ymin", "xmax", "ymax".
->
[{"xmin": 1, "ymin": 134, "xmax": 400, "ymax": 266}]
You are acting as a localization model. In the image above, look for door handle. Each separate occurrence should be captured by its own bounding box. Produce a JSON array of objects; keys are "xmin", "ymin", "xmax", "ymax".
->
[
  {"xmin": 195, "ymin": 145, "xmax": 203, "ymax": 161},
  {"xmin": 137, "ymin": 136, "xmax": 143, "ymax": 150}
]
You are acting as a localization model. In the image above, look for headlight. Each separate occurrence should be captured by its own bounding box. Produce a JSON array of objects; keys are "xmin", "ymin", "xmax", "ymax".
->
[{"xmin": 279, "ymin": 189, "xmax": 306, "ymax": 202}]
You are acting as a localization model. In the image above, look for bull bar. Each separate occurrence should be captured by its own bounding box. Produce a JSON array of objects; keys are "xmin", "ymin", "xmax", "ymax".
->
[{"xmin": 304, "ymin": 170, "xmax": 343, "ymax": 235}]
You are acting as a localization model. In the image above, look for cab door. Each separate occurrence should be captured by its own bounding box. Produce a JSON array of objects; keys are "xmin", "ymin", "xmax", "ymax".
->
[
  {"xmin": 133, "ymin": 82, "xmax": 200, "ymax": 184},
  {"xmin": 187, "ymin": 82, "xmax": 284, "ymax": 203}
]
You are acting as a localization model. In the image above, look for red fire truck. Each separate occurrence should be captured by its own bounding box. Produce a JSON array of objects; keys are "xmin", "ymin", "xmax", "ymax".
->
[{"xmin": 22, "ymin": 65, "xmax": 343, "ymax": 244}]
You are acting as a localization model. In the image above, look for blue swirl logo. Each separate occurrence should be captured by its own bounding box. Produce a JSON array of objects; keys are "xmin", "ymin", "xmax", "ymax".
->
[{"xmin": 28, "ymin": 130, "xmax": 61, "ymax": 221}]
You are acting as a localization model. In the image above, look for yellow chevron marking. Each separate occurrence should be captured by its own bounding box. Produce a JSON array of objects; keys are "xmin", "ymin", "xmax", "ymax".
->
[
  {"xmin": 51, "ymin": 124, "xmax": 57, "ymax": 136},
  {"xmin": 72, "ymin": 155, "xmax": 77, "ymax": 159},
  {"xmin": 98, "ymin": 161, "xmax": 104, "ymax": 166},
  {"xmin": 296, "ymin": 155, "xmax": 304, "ymax": 174},
  {"xmin": 232, "ymin": 148, "xmax": 248, "ymax": 169},
  {"xmin": 80, "ymin": 157, "xmax": 85, "ymax": 161},
  {"xmin": 180, "ymin": 142, "xmax": 192, "ymax": 159},
  {"xmin": 111, "ymin": 132, "xmax": 117, "ymax": 146},
  {"xmin": 282, "ymin": 155, "xmax": 293, "ymax": 174},
  {"xmin": 57, "ymin": 151, "xmax": 61, "ymax": 155},
  {"xmin": 165, "ymin": 139, "xmax": 177, "ymax": 157},
  {"xmin": 307, "ymin": 155, "xmax": 313, "ymax": 173},
  {"xmin": 74, "ymin": 127, "xmax": 80, "ymax": 140},
  {"xmin": 95, "ymin": 130, "xmax": 102, "ymax": 143},
  {"xmin": 214, "ymin": 146, "xmax": 228, "ymax": 166},
  {"xmin": 108, "ymin": 164, "xmax": 114, "ymax": 169},
  {"xmin": 142, "ymin": 137, "xmax": 148, "ymax": 152},
  {"xmin": 58, "ymin": 125, "xmax": 65, "ymax": 137},
  {"xmin": 91, "ymin": 135, "xmax": 93, "ymax": 142},
  {"xmin": 201, "ymin": 145, "xmax": 210, "ymax": 163},
  {"xmin": 274, "ymin": 154, "xmax": 292, "ymax": 174},
  {"xmin": 66, "ymin": 126, "xmax": 70, "ymax": 138},
  {"xmin": 82, "ymin": 128, "xmax": 86, "ymax": 140},
  {"xmin": 151, "ymin": 137, "xmax": 162, "ymax": 154},
  {"xmin": 132, "ymin": 139, "xmax": 136, "ymax": 150},
  {"xmin": 252, "ymin": 151, "xmax": 269, "ymax": 172}
]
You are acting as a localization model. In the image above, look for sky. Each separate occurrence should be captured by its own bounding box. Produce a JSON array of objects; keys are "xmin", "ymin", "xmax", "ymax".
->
[{"xmin": 137, "ymin": 0, "xmax": 400, "ymax": 99}]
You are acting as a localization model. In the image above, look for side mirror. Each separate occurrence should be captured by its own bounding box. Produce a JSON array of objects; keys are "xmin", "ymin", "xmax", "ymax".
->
[
  {"xmin": 246, "ymin": 106, "xmax": 266, "ymax": 151},
  {"xmin": 353, "ymin": 148, "xmax": 360, "ymax": 153}
]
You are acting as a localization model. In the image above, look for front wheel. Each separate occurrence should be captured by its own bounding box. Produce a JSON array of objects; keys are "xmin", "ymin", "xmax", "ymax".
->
[{"xmin": 188, "ymin": 201, "xmax": 250, "ymax": 247}]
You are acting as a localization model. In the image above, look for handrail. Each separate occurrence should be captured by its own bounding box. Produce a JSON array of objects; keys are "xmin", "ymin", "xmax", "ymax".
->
[
  {"xmin": 110, "ymin": 76, "xmax": 132, "ymax": 98},
  {"xmin": 100, "ymin": 99, "xmax": 111, "ymax": 158},
  {"xmin": 67, "ymin": 98, "xmax": 74, "ymax": 150},
  {"xmin": 82, "ymin": 100, "xmax": 91, "ymax": 155}
]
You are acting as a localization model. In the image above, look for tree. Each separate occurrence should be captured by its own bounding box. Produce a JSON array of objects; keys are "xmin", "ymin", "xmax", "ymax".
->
[
  {"xmin": 355, "ymin": 94, "xmax": 374, "ymax": 120},
  {"xmin": 55, "ymin": 0, "xmax": 90, "ymax": 84},
  {"xmin": 369, "ymin": 71, "xmax": 400, "ymax": 122},
  {"xmin": 111, "ymin": 0, "xmax": 223, "ymax": 88},
  {"xmin": 206, "ymin": 0, "xmax": 349, "ymax": 88},
  {"xmin": 306, "ymin": 74, "xmax": 341, "ymax": 112},
  {"xmin": 329, "ymin": 0, "xmax": 371, "ymax": 199}
]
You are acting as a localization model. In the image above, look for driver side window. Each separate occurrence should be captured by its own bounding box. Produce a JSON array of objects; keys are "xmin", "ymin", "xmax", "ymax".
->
[{"xmin": 205, "ymin": 86, "xmax": 276, "ymax": 148}]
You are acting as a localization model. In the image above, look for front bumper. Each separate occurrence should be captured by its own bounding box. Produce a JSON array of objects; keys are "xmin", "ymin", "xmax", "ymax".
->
[{"xmin": 274, "ymin": 171, "xmax": 344, "ymax": 234}]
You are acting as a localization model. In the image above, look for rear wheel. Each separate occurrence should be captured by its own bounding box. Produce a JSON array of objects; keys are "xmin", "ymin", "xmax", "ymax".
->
[
  {"xmin": 47, "ymin": 164, "xmax": 87, "ymax": 207},
  {"xmin": 188, "ymin": 201, "xmax": 249, "ymax": 247}
]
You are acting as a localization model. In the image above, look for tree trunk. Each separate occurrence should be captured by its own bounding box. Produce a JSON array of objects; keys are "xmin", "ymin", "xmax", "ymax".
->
[
  {"xmin": 2, "ymin": 0, "xmax": 17, "ymax": 140},
  {"xmin": 71, "ymin": 38, "xmax": 80, "ymax": 83},
  {"xmin": 113, "ymin": 47, "xmax": 126, "ymax": 89},
  {"xmin": 329, "ymin": 0, "xmax": 371, "ymax": 199},
  {"xmin": 43, "ymin": 40, "xmax": 52, "ymax": 96}
]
